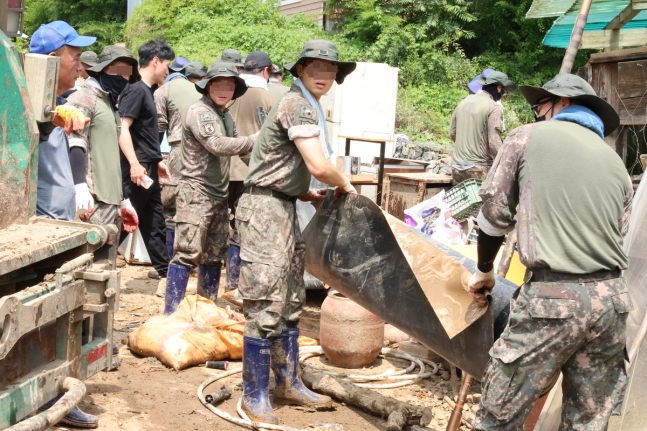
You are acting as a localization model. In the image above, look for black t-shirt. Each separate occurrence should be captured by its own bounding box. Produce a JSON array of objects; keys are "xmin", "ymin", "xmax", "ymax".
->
[{"xmin": 118, "ymin": 80, "xmax": 162, "ymax": 164}]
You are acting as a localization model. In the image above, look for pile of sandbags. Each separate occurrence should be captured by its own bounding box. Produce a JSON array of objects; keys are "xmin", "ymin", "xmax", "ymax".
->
[{"xmin": 128, "ymin": 295, "xmax": 244, "ymax": 370}]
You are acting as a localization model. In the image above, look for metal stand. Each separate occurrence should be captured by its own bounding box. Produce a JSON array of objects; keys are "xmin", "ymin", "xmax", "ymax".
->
[{"xmin": 340, "ymin": 135, "xmax": 392, "ymax": 205}]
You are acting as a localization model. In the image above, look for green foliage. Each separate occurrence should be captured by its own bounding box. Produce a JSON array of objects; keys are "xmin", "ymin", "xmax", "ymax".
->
[
  {"xmin": 24, "ymin": 0, "xmax": 126, "ymax": 53},
  {"xmin": 125, "ymin": 0, "xmax": 360, "ymax": 68}
]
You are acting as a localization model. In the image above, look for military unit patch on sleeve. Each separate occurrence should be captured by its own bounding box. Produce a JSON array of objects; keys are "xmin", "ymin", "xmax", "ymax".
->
[
  {"xmin": 295, "ymin": 104, "xmax": 317, "ymax": 126},
  {"xmin": 198, "ymin": 111, "xmax": 217, "ymax": 136}
]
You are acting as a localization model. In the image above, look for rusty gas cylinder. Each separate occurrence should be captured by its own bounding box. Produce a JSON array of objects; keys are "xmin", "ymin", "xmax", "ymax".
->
[{"xmin": 319, "ymin": 290, "xmax": 384, "ymax": 368}]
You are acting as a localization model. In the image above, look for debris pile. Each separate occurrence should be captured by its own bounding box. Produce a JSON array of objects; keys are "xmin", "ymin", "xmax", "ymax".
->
[{"xmin": 392, "ymin": 138, "xmax": 454, "ymax": 176}]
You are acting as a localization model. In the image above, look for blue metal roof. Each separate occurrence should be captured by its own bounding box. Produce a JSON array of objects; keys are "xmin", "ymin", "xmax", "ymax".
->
[{"xmin": 526, "ymin": 0, "xmax": 647, "ymax": 48}]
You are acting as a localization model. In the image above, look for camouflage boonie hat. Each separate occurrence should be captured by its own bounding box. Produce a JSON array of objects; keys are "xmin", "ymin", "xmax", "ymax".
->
[
  {"xmin": 87, "ymin": 45, "xmax": 140, "ymax": 82},
  {"xmin": 220, "ymin": 49, "xmax": 244, "ymax": 67},
  {"xmin": 184, "ymin": 61, "xmax": 207, "ymax": 79},
  {"xmin": 285, "ymin": 39, "xmax": 357, "ymax": 84},
  {"xmin": 80, "ymin": 51, "xmax": 98, "ymax": 67},
  {"xmin": 477, "ymin": 70, "xmax": 516, "ymax": 91},
  {"xmin": 520, "ymin": 74, "xmax": 620, "ymax": 136},
  {"xmin": 195, "ymin": 60, "xmax": 247, "ymax": 99}
]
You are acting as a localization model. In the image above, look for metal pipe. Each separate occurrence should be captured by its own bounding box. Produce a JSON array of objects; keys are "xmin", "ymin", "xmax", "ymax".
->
[
  {"xmin": 560, "ymin": 0, "xmax": 593, "ymax": 74},
  {"xmin": 7, "ymin": 377, "xmax": 86, "ymax": 431},
  {"xmin": 55, "ymin": 253, "xmax": 93, "ymax": 288},
  {"xmin": 446, "ymin": 374, "xmax": 473, "ymax": 431}
]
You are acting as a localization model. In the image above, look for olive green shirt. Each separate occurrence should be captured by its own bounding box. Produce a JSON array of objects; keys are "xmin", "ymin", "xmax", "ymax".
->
[
  {"xmin": 449, "ymin": 90, "xmax": 504, "ymax": 166},
  {"xmin": 478, "ymin": 121, "xmax": 632, "ymax": 274},
  {"xmin": 244, "ymin": 85, "xmax": 319, "ymax": 197}
]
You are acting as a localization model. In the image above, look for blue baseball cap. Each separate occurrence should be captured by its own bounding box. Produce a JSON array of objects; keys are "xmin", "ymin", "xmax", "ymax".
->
[
  {"xmin": 29, "ymin": 21, "xmax": 96, "ymax": 54},
  {"xmin": 468, "ymin": 68, "xmax": 495, "ymax": 94}
]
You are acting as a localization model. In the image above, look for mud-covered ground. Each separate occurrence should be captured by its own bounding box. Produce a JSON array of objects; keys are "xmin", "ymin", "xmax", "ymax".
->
[{"xmin": 50, "ymin": 263, "xmax": 479, "ymax": 431}]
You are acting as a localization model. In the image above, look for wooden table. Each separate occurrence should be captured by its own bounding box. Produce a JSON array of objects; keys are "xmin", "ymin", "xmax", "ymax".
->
[
  {"xmin": 382, "ymin": 172, "xmax": 453, "ymax": 220},
  {"xmin": 339, "ymin": 135, "xmax": 394, "ymax": 205}
]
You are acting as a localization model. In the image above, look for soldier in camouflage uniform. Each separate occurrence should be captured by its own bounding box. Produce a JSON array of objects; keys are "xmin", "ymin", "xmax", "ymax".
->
[
  {"xmin": 163, "ymin": 61, "xmax": 257, "ymax": 315},
  {"xmin": 67, "ymin": 45, "xmax": 140, "ymax": 234},
  {"xmin": 155, "ymin": 61, "xmax": 206, "ymax": 260},
  {"xmin": 237, "ymin": 40, "xmax": 357, "ymax": 424},
  {"xmin": 449, "ymin": 71, "xmax": 516, "ymax": 185},
  {"xmin": 467, "ymin": 74, "xmax": 633, "ymax": 430}
]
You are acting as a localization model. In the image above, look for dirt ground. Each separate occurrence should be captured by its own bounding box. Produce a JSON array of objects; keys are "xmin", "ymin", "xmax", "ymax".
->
[{"xmin": 51, "ymin": 263, "xmax": 480, "ymax": 431}]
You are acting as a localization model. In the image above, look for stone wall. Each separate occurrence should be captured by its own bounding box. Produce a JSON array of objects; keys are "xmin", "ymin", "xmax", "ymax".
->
[{"xmin": 392, "ymin": 138, "xmax": 454, "ymax": 175}]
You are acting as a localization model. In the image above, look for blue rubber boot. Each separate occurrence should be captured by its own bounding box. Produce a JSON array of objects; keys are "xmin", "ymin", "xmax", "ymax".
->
[
  {"xmin": 270, "ymin": 328, "xmax": 333, "ymax": 408},
  {"xmin": 197, "ymin": 264, "xmax": 221, "ymax": 302},
  {"xmin": 164, "ymin": 263, "xmax": 190, "ymax": 315},
  {"xmin": 241, "ymin": 337, "xmax": 278, "ymax": 424},
  {"xmin": 39, "ymin": 395, "xmax": 98, "ymax": 428},
  {"xmin": 226, "ymin": 245, "xmax": 241, "ymax": 291},
  {"xmin": 166, "ymin": 228, "xmax": 175, "ymax": 260}
]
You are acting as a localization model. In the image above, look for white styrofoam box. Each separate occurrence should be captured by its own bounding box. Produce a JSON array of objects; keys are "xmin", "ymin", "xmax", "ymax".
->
[{"xmin": 118, "ymin": 228, "xmax": 152, "ymax": 264}]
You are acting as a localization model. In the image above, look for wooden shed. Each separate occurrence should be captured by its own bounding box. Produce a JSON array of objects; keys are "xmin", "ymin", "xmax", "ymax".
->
[{"xmin": 585, "ymin": 47, "xmax": 647, "ymax": 174}]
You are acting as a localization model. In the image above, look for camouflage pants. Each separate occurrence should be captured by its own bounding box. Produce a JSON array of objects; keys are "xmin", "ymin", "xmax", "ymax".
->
[
  {"xmin": 161, "ymin": 144, "xmax": 182, "ymax": 229},
  {"xmin": 88, "ymin": 201, "xmax": 121, "ymax": 230},
  {"xmin": 474, "ymin": 271, "xmax": 631, "ymax": 431},
  {"xmin": 236, "ymin": 193, "xmax": 305, "ymax": 339},
  {"xmin": 169, "ymin": 182, "xmax": 229, "ymax": 269},
  {"xmin": 452, "ymin": 165, "xmax": 490, "ymax": 186}
]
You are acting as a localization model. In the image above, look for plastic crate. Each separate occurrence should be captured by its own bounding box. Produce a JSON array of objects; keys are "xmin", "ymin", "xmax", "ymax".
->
[{"xmin": 446, "ymin": 179, "xmax": 483, "ymax": 221}]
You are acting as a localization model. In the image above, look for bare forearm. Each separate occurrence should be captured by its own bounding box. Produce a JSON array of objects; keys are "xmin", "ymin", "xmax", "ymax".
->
[
  {"xmin": 119, "ymin": 129, "xmax": 139, "ymax": 165},
  {"xmin": 311, "ymin": 162, "xmax": 349, "ymax": 188}
]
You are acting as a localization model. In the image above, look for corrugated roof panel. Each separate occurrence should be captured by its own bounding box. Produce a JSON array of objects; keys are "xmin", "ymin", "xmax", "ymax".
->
[
  {"xmin": 526, "ymin": 0, "xmax": 578, "ymax": 18},
  {"xmin": 537, "ymin": 0, "xmax": 647, "ymax": 47}
]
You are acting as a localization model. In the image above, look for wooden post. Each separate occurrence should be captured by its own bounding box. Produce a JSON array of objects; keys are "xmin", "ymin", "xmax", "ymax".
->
[
  {"xmin": 560, "ymin": 0, "xmax": 593, "ymax": 74},
  {"xmin": 0, "ymin": 0, "xmax": 8, "ymax": 35}
]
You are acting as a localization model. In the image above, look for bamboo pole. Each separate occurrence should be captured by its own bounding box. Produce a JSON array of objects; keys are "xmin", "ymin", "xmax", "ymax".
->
[{"xmin": 560, "ymin": 0, "xmax": 593, "ymax": 74}]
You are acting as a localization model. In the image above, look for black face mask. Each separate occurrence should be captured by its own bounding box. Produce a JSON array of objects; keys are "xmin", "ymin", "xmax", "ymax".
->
[
  {"xmin": 99, "ymin": 72, "xmax": 129, "ymax": 108},
  {"xmin": 482, "ymin": 84, "xmax": 503, "ymax": 102}
]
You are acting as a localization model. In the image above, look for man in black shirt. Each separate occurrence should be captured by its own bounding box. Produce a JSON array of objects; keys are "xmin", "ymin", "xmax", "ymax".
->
[{"xmin": 119, "ymin": 39, "xmax": 175, "ymax": 279}]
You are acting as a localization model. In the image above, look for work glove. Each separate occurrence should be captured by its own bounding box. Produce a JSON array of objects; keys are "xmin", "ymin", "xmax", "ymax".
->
[
  {"xmin": 466, "ymin": 268, "xmax": 495, "ymax": 307},
  {"xmin": 53, "ymin": 105, "xmax": 90, "ymax": 134},
  {"xmin": 333, "ymin": 180, "xmax": 357, "ymax": 201},
  {"xmin": 120, "ymin": 199, "xmax": 139, "ymax": 233},
  {"xmin": 74, "ymin": 183, "xmax": 94, "ymax": 215}
]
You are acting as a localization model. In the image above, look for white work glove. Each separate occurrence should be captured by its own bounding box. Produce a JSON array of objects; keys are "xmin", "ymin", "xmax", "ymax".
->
[
  {"xmin": 333, "ymin": 180, "xmax": 357, "ymax": 200},
  {"xmin": 467, "ymin": 268, "xmax": 495, "ymax": 307},
  {"xmin": 75, "ymin": 183, "xmax": 94, "ymax": 214},
  {"xmin": 120, "ymin": 199, "xmax": 139, "ymax": 233}
]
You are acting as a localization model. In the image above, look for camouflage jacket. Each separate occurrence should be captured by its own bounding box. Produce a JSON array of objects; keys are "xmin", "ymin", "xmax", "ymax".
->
[
  {"xmin": 66, "ymin": 79, "xmax": 123, "ymax": 205},
  {"xmin": 181, "ymin": 95, "xmax": 256, "ymax": 200},
  {"xmin": 449, "ymin": 90, "xmax": 503, "ymax": 166},
  {"xmin": 477, "ymin": 120, "xmax": 633, "ymax": 274},
  {"xmin": 244, "ymin": 84, "xmax": 318, "ymax": 197}
]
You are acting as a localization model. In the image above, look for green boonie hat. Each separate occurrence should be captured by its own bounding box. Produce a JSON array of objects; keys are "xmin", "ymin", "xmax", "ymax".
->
[
  {"xmin": 184, "ymin": 61, "xmax": 207, "ymax": 79},
  {"xmin": 284, "ymin": 39, "xmax": 357, "ymax": 85},
  {"xmin": 520, "ymin": 74, "xmax": 620, "ymax": 136},
  {"xmin": 87, "ymin": 45, "xmax": 140, "ymax": 83},
  {"xmin": 477, "ymin": 70, "xmax": 516, "ymax": 91},
  {"xmin": 195, "ymin": 60, "xmax": 247, "ymax": 99},
  {"xmin": 220, "ymin": 49, "xmax": 244, "ymax": 67},
  {"xmin": 80, "ymin": 51, "xmax": 98, "ymax": 67}
]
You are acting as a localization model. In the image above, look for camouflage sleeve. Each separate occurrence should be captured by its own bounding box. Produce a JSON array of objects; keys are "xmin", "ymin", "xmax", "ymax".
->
[
  {"xmin": 476, "ymin": 125, "xmax": 532, "ymax": 236},
  {"xmin": 64, "ymin": 88, "xmax": 94, "ymax": 152},
  {"xmin": 188, "ymin": 109, "xmax": 255, "ymax": 156},
  {"xmin": 278, "ymin": 99, "xmax": 320, "ymax": 140},
  {"xmin": 620, "ymin": 174, "xmax": 634, "ymax": 236},
  {"xmin": 154, "ymin": 83, "xmax": 170, "ymax": 134},
  {"xmin": 487, "ymin": 101, "xmax": 504, "ymax": 158},
  {"xmin": 449, "ymin": 111, "xmax": 457, "ymax": 142}
]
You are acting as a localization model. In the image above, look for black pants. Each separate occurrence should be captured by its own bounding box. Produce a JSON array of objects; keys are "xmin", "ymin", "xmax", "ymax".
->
[{"xmin": 121, "ymin": 161, "xmax": 169, "ymax": 277}]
